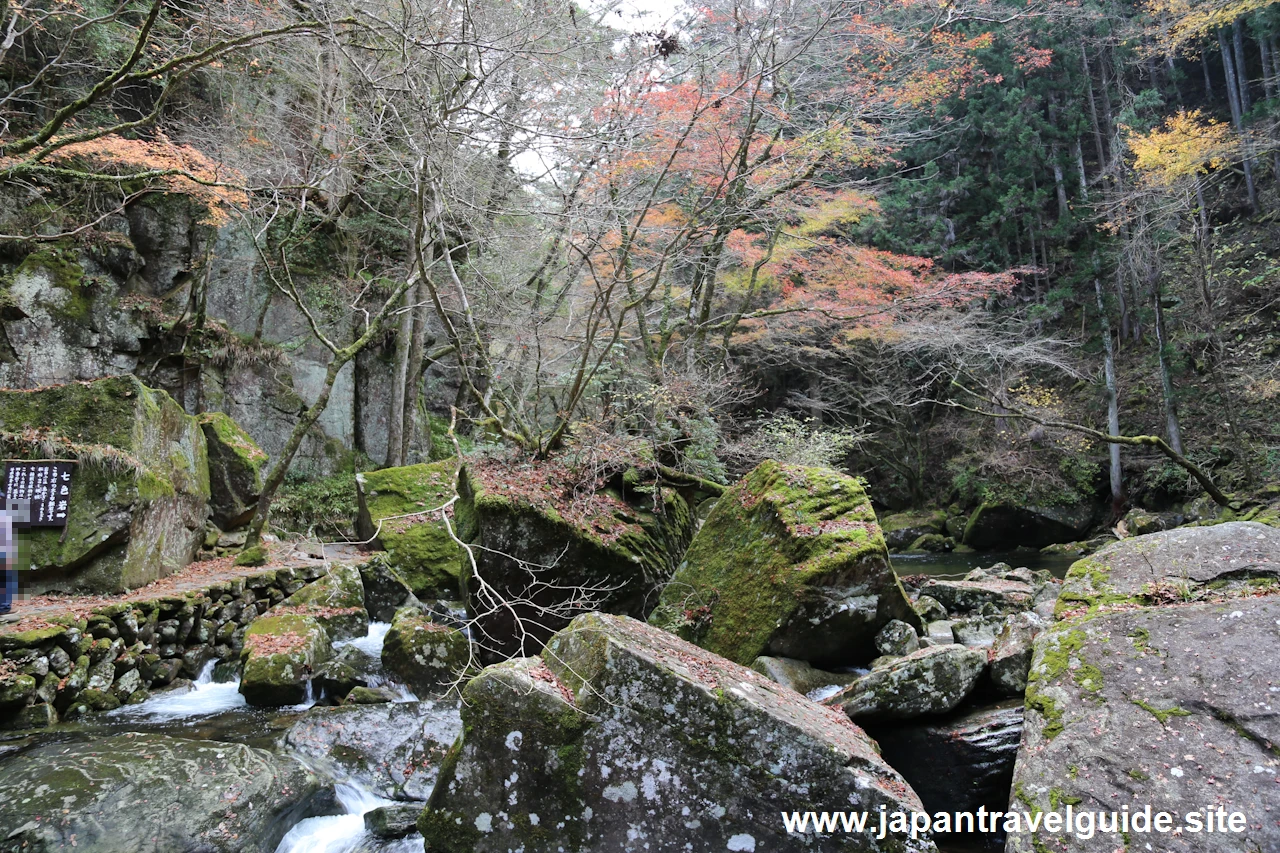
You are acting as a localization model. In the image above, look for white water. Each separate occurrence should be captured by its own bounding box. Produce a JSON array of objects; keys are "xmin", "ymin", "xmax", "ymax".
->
[
  {"xmin": 110, "ymin": 661, "xmax": 247, "ymax": 721},
  {"xmin": 274, "ymin": 781, "xmax": 423, "ymax": 853},
  {"xmin": 334, "ymin": 621, "xmax": 393, "ymax": 657}
]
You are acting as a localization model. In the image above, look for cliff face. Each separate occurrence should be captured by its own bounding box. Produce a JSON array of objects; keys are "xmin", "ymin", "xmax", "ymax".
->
[{"xmin": 0, "ymin": 191, "xmax": 438, "ymax": 473}]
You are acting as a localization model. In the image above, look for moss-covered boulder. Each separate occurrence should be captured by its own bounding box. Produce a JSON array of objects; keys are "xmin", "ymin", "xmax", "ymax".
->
[
  {"xmin": 1055, "ymin": 521, "xmax": 1280, "ymax": 617},
  {"xmin": 0, "ymin": 733, "xmax": 330, "ymax": 852},
  {"xmin": 457, "ymin": 458, "xmax": 702, "ymax": 661},
  {"xmin": 381, "ymin": 606, "xmax": 471, "ymax": 695},
  {"xmin": 419, "ymin": 613, "xmax": 934, "ymax": 853},
  {"xmin": 650, "ymin": 460, "xmax": 918, "ymax": 667},
  {"xmin": 879, "ymin": 508, "xmax": 947, "ymax": 551},
  {"xmin": 198, "ymin": 411, "xmax": 266, "ymax": 529},
  {"xmin": 355, "ymin": 461, "xmax": 466, "ymax": 598},
  {"xmin": 823, "ymin": 644, "xmax": 987, "ymax": 722},
  {"xmin": 1008, "ymin": 595, "xmax": 1280, "ymax": 853},
  {"xmin": 275, "ymin": 562, "xmax": 369, "ymax": 640},
  {"xmin": 238, "ymin": 613, "xmax": 331, "ymax": 706},
  {"xmin": 961, "ymin": 500, "xmax": 1096, "ymax": 550},
  {"xmin": 357, "ymin": 555, "xmax": 420, "ymax": 622},
  {"xmin": 0, "ymin": 376, "xmax": 210, "ymax": 593}
]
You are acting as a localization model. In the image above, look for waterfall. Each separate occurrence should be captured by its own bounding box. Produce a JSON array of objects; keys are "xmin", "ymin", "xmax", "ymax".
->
[
  {"xmin": 273, "ymin": 780, "xmax": 422, "ymax": 853},
  {"xmin": 110, "ymin": 660, "xmax": 247, "ymax": 721}
]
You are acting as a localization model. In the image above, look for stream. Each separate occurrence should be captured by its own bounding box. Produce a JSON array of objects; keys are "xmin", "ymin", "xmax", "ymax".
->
[{"xmin": 2, "ymin": 551, "xmax": 1069, "ymax": 852}]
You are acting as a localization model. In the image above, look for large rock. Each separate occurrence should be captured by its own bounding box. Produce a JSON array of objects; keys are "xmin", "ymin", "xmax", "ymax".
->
[
  {"xmin": 0, "ymin": 733, "xmax": 331, "ymax": 852},
  {"xmin": 879, "ymin": 509, "xmax": 947, "ymax": 551},
  {"xmin": 988, "ymin": 612, "xmax": 1042, "ymax": 697},
  {"xmin": 358, "ymin": 556, "xmax": 420, "ymax": 622},
  {"xmin": 284, "ymin": 699, "xmax": 464, "ymax": 800},
  {"xmin": 355, "ymin": 461, "xmax": 466, "ymax": 598},
  {"xmin": 650, "ymin": 460, "xmax": 919, "ymax": 667},
  {"xmin": 1055, "ymin": 521, "xmax": 1280, "ymax": 616},
  {"xmin": 0, "ymin": 376, "xmax": 210, "ymax": 593},
  {"xmin": 459, "ymin": 459, "xmax": 701, "ymax": 661},
  {"xmin": 277, "ymin": 562, "xmax": 369, "ymax": 640},
  {"xmin": 866, "ymin": 701, "xmax": 1023, "ymax": 815},
  {"xmin": 381, "ymin": 606, "xmax": 471, "ymax": 696},
  {"xmin": 962, "ymin": 501, "xmax": 1096, "ymax": 550},
  {"xmin": 823, "ymin": 644, "xmax": 987, "ymax": 722},
  {"xmin": 750, "ymin": 655, "xmax": 860, "ymax": 697},
  {"xmin": 239, "ymin": 613, "xmax": 331, "ymax": 706},
  {"xmin": 917, "ymin": 576, "xmax": 1035, "ymax": 615},
  {"xmin": 198, "ymin": 411, "xmax": 267, "ymax": 529},
  {"xmin": 1008, "ymin": 595, "xmax": 1280, "ymax": 853},
  {"xmin": 419, "ymin": 613, "xmax": 936, "ymax": 853}
]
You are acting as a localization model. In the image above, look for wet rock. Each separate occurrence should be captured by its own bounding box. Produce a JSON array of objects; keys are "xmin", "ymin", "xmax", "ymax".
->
[
  {"xmin": 1055, "ymin": 521, "xmax": 1280, "ymax": 615},
  {"xmin": 461, "ymin": 460, "xmax": 701, "ymax": 662},
  {"xmin": 0, "ymin": 733, "xmax": 330, "ymax": 852},
  {"xmin": 344, "ymin": 686, "xmax": 398, "ymax": 704},
  {"xmin": 866, "ymin": 701, "xmax": 1023, "ymax": 815},
  {"xmin": 381, "ymin": 606, "xmax": 471, "ymax": 696},
  {"xmin": 651, "ymin": 460, "xmax": 919, "ymax": 667},
  {"xmin": 238, "ymin": 613, "xmax": 331, "ymax": 706},
  {"xmin": 355, "ymin": 461, "xmax": 466, "ymax": 598},
  {"xmin": 365, "ymin": 805, "xmax": 421, "ymax": 839},
  {"xmin": 419, "ymin": 612, "xmax": 934, "ymax": 853},
  {"xmin": 198, "ymin": 411, "xmax": 267, "ymax": 529},
  {"xmin": 357, "ymin": 556, "xmax": 421, "ymax": 622},
  {"xmin": 1119, "ymin": 507, "xmax": 1167, "ymax": 536},
  {"xmin": 284, "ymin": 700, "xmax": 463, "ymax": 800},
  {"xmin": 1008, "ymin": 594, "xmax": 1280, "ymax": 853},
  {"xmin": 0, "ymin": 375, "xmax": 210, "ymax": 594},
  {"xmin": 988, "ymin": 612, "xmax": 1042, "ymax": 698},
  {"xmin": 824, "ymin": 644, "xmax": 987, "ymax": 722},
  {"xmin": 906, "ymin": 533, "xmax": 954, "ymax": 553},
  {"xmin": 875, "ymin": 619, "xmax": 921, "ymax": 656},
  {"xmin": 0, "ymin": 674, "xmax": 36, "ymax": 711},
  {"xmin": 924, "ymin": 620, "xmax": 955, "ymax": 647},
  {"xmin": 750, "ymin": 655, "xmax": 859, "ymax": 697},
  {"xmin": 278, "ymin": 562, "xmax": 369, "ymax": 640}
]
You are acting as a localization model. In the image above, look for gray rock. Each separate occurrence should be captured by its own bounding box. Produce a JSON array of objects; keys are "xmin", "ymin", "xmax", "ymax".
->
[
  {"xmin": 238, "ymin": 613, "xmax": 331, "ymax": 706},
  {"xmin": 358, "ymin": 557, "xmax": 421, "ymax": 622},
  {"xmin": 924, "ymin": 620, "xmax": 956, "ymax": 646},
  {"xmin": 1056, "ymin": 522, "xmax": 1280, "ymax": 615},
  {"xmin": 919, "ymin": 576, "xmax": 1035, "ymax": 614},
  {"xmin": 750, "ymin": 655, "xmax": 859, "ymax": 697},
  {"xmin": 875, "ymin": 619, "xmax": 921, "ymax": 656},
  {"xmin": 988, "ymin": 612, "xmax": 1042, "ymax": 697},
  {"xmin": 364, "ymin": 804, "xmax": 421, "ymax": 839},
  {"xmin": 866, "ymin": 701, "xmax": 1024, "ymax": 815},
  {"xmin": 381, "ymin": 606, "xmax": 471, "ymax": 696},
  {"xmin": 285, "ymin": 700, "xmax": 463, "ymax": 800},
  {"xmin": 951, "ymin": 614, "xmax": 1007, "ymax": 648},
  {"xmin": 1008, "ymin": 595, "xmax": 1280, "ymax": 853},
  {"xmin": 278, "ymin": 563, "xmax": 369, "ymax": 641},
  {"xmin": 0, "ymin": 733, "xmax": 331, "ymax": 852},
  {"xmin": 962, "ymin": 501, "xmax": 1096, "ymax": 550},
  {"xmin": 420, "ymin": 612, "xmax": 935, "ymax": 853},
  {"xmin": 913, "ymin": 594, "xmax": 948, "ymax": 622},
  {"xmin": 824, "ymin": 644, "xmax": 987, "ymax": 722},
  {"xmin": 879, "ymin": 509, "xmax": 947, "ymax": 551},
  {"xmin": 198, "ymin": 411, "xmax": 266, "ymax": 529}
]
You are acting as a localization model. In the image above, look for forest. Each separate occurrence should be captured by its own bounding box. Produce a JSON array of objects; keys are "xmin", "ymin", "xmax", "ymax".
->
[
  {"xmin": 2, "ymin": 0, "xmax": 1278, "ymax": 537},
  {"xmin": 1, "ymin": 2, "xmax": 1279, "ymax": 852}
]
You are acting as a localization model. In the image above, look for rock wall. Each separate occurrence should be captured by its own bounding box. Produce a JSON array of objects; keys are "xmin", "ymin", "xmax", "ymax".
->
[
  {"xmin": 0, "ymin": 563, "xmax": 329, "ymax": 730},
  {"xmin": 0, "ymin": 191, "xmax": 445, "ymax": 474}
]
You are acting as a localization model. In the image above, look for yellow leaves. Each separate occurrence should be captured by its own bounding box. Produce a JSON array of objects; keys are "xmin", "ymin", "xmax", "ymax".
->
[
  {"xmin": 1144, "ymin": 0, "xmax": 1279, "ymax": 49},
  {"xmin": 1126, "ymin": 109, "xmax": 1238, "ymax": 187}
]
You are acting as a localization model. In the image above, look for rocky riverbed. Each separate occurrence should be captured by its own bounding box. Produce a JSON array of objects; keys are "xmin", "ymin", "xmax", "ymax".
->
[{"xmin": 1, "ymin": 460, "xmax": 1276, "ymax": 853}]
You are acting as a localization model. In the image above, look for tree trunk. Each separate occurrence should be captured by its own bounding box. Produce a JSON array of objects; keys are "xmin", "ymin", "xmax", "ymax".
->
[
  {"xmin": 1232, "ymin": 18, "xmax": 1252, "ymax": 115},
  {"xmin": 1095, "ymin": 278, "xmax": 1124, "ymax": 510},
  {"xmin": 1218, "ymin": 26, "xmax": 1258, "ymax": 212},
  {"xmin": 1201, "ymin": 49, "xmax": 1215, "ymax": 101},
  {"xmin": 385, "ymin": 286, "xmax": 415, "ymax": 468},
  {"xmin": 1152, "ymin": 279, "xmax": 1184, "ymax": 455},
  {"xmin": 400, "ymin": 292, "xmax": 431, "ymax": 463},
  {"xmin": 1080, "ymin": 44, "xmax": 1107, "ymax": 169},
  {"xmin": 1073, "ymin": 139, "xmax": 1088, "ymax": 200}
]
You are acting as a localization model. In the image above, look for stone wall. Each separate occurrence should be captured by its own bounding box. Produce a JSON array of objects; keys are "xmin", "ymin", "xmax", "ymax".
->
[{"xmin": 0, "ymin": 563, "xmax": 330, "ymax": 730}]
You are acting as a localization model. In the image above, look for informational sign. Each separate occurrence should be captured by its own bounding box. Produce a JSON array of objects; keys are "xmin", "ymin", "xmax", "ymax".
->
[{"xmin": 4, "ymin": 461, "xmax": 75, "ymax": 527}]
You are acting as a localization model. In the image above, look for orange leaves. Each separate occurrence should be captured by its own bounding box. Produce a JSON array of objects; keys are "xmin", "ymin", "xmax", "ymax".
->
[{"xmin": 14, "ymin": 134, "xmax": 246, "ymax": 225}]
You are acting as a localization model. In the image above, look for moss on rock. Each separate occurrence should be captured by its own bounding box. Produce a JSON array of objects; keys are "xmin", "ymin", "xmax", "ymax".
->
[
  {"xmin": 650, "ymin": 460, "xmax": 918, "ymax": 667},
  {"xmin": 277, "ymin": 562, "xmax": 368, "ymax": 640},
  {"xmin": 355, "ymin": 461, "xmax": 465, "ymax": 598},
  {"xmin": 198, "ymin": 411, "xmax": 266, "ymax": 529},
  {"xmin": 0, "ymin": 376, "xmax": 211, "ymax": 593},
  {"xmin": 239, "ymin": 613, "xmax": 331, "ymax": 706},
  {"xmin": 381, "ymin": 606, "xmax": 471, "ymax": 696}
]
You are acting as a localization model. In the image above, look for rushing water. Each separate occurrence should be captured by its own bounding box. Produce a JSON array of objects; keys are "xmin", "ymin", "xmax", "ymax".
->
[
  {"xmin": 274, "ymin": 780, "xmax": 423, "ymax": 853},
  {"xmin": 108, "ymin": 660, "xmax": 248, "ymax": 722}
]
